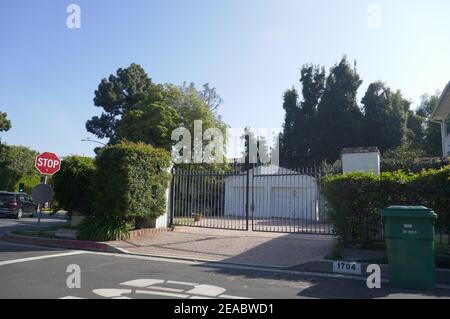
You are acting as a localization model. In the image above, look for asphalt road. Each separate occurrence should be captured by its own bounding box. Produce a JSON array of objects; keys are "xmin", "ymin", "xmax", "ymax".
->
[
  {"xmin": 1, "ymin": 217, "xmax": 450, "ymax": 299},
  {"xmin": 0, "ymin": 240, "xmax": 449, "ymax": 299},
  {"xmin": 0, "ymin": 213, "xmax": 68, "ymax": 237}
]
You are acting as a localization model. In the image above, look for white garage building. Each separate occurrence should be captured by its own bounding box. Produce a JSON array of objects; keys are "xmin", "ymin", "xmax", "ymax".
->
[
  {"xmin": 223, "ymin": 165, "xmax": 320, "ymax": 221},
  {"xmin": 430, "ymin": 81, "xmax": 450, "ymax": 158}
]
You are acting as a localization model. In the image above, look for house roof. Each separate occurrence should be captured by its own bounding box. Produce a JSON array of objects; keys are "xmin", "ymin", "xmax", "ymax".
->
[
  {"xmin": 250, "ymin": 165, "xmax": 297, "ymax": 175},
  {"xmin": 224, "ymin": 165, "xmax": 300, "ymax": 181},
  {"xmin": 430, "ymin": 81, "xmax": 450, "ymax": 122},
  {"xmin": 341, "ymin": 147, "xmax": 380, "ymax": 155}
]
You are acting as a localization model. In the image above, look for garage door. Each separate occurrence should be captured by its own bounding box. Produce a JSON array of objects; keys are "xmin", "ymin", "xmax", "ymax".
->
[
  {"xmin": 270, "ymin": 187, "xmax": 312, "ymax": 219},
  {"xmin": 225, "ymin": 186, "xmax": 246, "ymax": 217},
  {"xmin": 225, "ymin": 186, "xmax": 264, "ymax": 217}
]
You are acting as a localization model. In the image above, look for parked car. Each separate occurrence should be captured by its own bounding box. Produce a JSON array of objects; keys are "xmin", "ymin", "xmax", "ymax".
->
[{"xmin": 0, "ymin": 191, "xmax": 37, "ymax": 219}]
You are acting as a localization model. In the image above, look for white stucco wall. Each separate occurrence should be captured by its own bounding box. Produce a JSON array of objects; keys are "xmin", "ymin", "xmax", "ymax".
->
[
  {"xmin": 154, "ymin": 184, "xmax": 170, "ymax": 228},
  {"xmin": 155, "ymin": 167, "xmax": 172, "ymax": 228},
  {"xmin": 342, "ymin": 152, "xmax": 380, "ymax": 175}
]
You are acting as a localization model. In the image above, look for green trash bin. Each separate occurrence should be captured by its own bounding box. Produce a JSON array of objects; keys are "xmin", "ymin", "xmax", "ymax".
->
[{"xmin": 382, "ymin": 206, "xmax": 437, "ymax": 290}]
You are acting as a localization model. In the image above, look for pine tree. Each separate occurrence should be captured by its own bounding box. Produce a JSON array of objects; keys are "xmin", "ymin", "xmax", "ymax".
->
[
  {"xmin": 361, "ymin": 82, "xmax": 407, "ymax": 152},
  {"xmin": 296, "ymin": 64, "xmax": 325, "ymax": 166},
  {"xmin": 315, "ymin": 57, "xmax": 363, "ymax": 163},
  {"xmin": 279, "ymin": 88, "xmax": 299, "ymax": 167}
]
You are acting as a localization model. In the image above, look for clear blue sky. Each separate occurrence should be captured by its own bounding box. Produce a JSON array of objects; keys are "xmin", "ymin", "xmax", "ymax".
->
[{"xmin": 1, "ymin": 0, "xmax": 449, "ymax": 157}]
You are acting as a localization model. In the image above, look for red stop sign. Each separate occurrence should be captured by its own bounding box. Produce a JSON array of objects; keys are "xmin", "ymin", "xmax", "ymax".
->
[{"xmin": 35, "ymin": 152, "xmax": 61, "ymax": 175}]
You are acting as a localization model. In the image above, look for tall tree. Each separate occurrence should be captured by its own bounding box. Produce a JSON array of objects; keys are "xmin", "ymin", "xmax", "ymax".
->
[
  {"xmin": 406, "ymin": 94, "xmax": 441, "ymax": 156},
  {"xmin": 86, "ymin": 63, "xmax": 162, "ymax": 141},
  {"xmin": 279, "ymin": 88, "xmax": 299, "ymax": 167},
  {"xmin": 406, "ymin": 112, "xmax": 424, "ymax": 146},
  {"xmin": 0, "ymin": 112, "xmax": 11, "ymax": 132},
  {"xmin": 86, "ymin": 64, "xmax": 227, "ymax": 156},
  {"xmin": 0, "ymin": 145, "xmax": 40, "ymax": 192},
  {"xmin": 387, "ymin": 90, "xmax": 409, "ymax": 149},
  {"xmin": 0, "ymin": 111, "xmax": 12, "ymax": 175},
  {"xmin": 198, "ymin": 83, "xmax": 223, "ymax": 112},
  {"xmin": 315, "ymin": 57, "xmax": 363, "ymax": 163},
  {"xmin": 295, "ymin": 64, "xmax": 325, "ymax": 166},
  {"xmin": 116, "ymin": 99, "xmax": 181, "ymax": 150},
  {"xmin": 361, "ymin": 82, "xmax": 407, "ymax": 152}
]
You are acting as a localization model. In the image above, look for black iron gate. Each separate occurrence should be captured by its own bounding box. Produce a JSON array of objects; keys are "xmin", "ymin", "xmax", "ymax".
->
[{"xmin": 170, "ymin": 166, "xmax": 332, "ymax": 235}]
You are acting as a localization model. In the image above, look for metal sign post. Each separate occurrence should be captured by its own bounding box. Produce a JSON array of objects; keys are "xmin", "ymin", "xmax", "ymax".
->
[
  {"xmin": 36, "ymin": 175, "xmax": 48, "ymax": 225},
  {"xmin": 32, "ymin": 182, "xmax": 54, "ymax": 226},
  {"xmin": 34, "ymin": 152, "xmax": 60, "ymax": 225}
]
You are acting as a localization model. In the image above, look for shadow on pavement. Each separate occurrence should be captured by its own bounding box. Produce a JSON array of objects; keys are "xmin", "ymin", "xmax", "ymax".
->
[
  {"xmin": 183, "ymin": 231, "xmax": 450, "ymax": 299},
  {"xmin": 195, "ymin": 262, "xmax": 450, "ymax": 298},
  {"xmin": 295, "ymin": 278, "xmax": 450, "ymax": 299}
]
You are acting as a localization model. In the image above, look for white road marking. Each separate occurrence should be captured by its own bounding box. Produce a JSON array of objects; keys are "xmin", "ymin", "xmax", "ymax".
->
[
  {"xmin": 85, "ymin": 278, "xmax": 252, "ymax": 299},
  {"xmin": 120, "ymin": 279, "xmax": 164, "ymax": 288},
  {"xmin": 219, "ymin": 294, "xmax": 251, "ymax": 299},
  {"xmin": 145, "ymin": 286, "xmax": 185, "ymax": 293},
  {"xmin": 0, "ymin": 251, "xmax": 85, "ymax": 267},
  {"xmin": 167, "ymin": 280, "xmax": 199, "ymax": 286},
  {"xmin": 135, "ymin": 289, "xmax": 190, "ymax": 298},
  {"xmin": 186, "ymin": 284, "xmax": 226, "ymax": 297},
  {"xmin": 93, "ymin": 289, "xmax": 132, "ymax": 298}
]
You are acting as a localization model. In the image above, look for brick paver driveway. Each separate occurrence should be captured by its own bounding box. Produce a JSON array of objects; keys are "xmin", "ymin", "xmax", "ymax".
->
[{"xmin": 111, "ymin": 226, "xmax": 334, "ymax": 267}]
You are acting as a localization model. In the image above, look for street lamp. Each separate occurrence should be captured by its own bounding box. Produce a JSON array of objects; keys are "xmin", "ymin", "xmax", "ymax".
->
[{"xmin": 81, "ymin": 138, "xmax": 106, "ymax": 146}]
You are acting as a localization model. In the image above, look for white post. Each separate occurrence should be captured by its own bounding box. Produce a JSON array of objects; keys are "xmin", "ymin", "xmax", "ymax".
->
[
  {"xmin": 342, "ymin": 147, "xmax": 380, "ymax": 175},
  {"xmin": 155, "ymin": 165, "xmax": 173, "ymax": 229},
  {"xmin": 37, "ymin": 175, "xmax": 48, "ymax": 225}
]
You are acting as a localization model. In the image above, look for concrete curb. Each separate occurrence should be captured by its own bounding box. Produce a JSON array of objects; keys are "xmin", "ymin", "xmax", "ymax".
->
[
  {"xmin": 291, "ymin": 259, "xmax": 450, "ymax": 285},
  {"xmin": 4, "ymin": 231, "xmax": 123, "ymax": 254},
  {"xmin": 5, "ymin": 231, "xmax": 450, "ymax": 287},
  {"xmin": 103, "ymin": 247, "xmax": 450, "ymax": 286}
]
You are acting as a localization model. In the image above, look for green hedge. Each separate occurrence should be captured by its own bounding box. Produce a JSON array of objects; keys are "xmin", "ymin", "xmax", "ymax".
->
[
  {"xmin": 0, "ymin": 144, "xmax": 40, "ymax": 193},
  {"xmin": 93, "ymin": 141, "xmax": 171, "ymax": 222},
  {"xmin": 52, "ymin": 156, "xmax": 95, "ymax": 216},
  {"xmin": 323, "ymin": 166, "xmax": 450, "ymax": 243}
]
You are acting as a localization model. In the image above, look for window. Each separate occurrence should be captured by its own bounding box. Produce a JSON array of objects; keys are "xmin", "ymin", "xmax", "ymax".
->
[
  {"xmin": 447, "ymin": 120, "xmax": 450, "ymax": 136},
  {"xmin": 0, "ymin": 194, "xmax": 15, "ymax": 202}
]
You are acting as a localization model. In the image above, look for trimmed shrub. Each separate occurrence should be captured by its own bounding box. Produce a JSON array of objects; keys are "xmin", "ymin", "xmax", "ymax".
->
[
  {"xmin": 409, "ymin": 168, "xmax": 450, "ymax": 230},
  {"xmin": 77, "ymin": 215, "xmax": 131, "ymax": 241},
  {"xmin": 93, "ymin": 141, "xmax": 171, "ymax": 224},
  {"xmin": 323, "ymin": 172, "xmax": 384, "ymax": 243},
  {"xmin": 52, "ymin": 156, "xmax": 95, "ymax": 216},
  {"xmin": 323, "ymin": 166, "xmax": 450, "ymax": 243}
]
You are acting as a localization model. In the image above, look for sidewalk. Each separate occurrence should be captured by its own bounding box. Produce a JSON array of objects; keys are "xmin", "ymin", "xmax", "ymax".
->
[{"xmin": 110, "ymin": 226, "xmax": 335, "ymax": 267}]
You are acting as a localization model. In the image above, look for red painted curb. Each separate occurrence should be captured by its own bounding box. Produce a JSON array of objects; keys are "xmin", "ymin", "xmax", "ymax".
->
[{"xmin": 4, "ymin": 232, "xmax": 120, "ymax": 253}]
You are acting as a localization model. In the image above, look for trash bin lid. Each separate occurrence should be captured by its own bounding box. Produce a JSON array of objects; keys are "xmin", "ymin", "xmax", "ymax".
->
[{"xmin": 381, "ymin": 206, "xmax": 437, "ymax": 219}]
